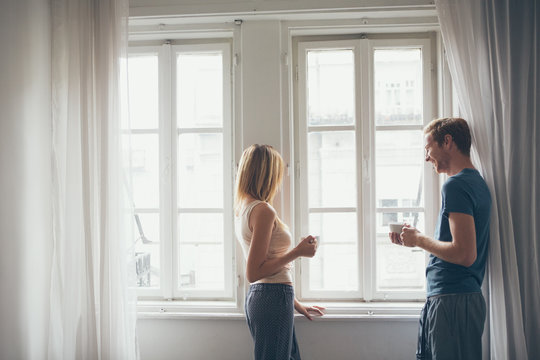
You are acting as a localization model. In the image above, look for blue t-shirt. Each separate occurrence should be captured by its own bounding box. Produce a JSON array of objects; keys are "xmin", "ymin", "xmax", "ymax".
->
[{"xmin": 426, "ymin": 168, "xmax": 492, "ymax": 297}]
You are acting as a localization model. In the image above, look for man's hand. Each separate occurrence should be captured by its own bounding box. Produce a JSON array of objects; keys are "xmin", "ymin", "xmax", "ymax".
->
[
  {"xmin": 389, "ymin": 224, "xmax": 422, "ymax": 248},
  {"xmin": 389, "ymin": 231, "xmax": 403, "ymax": 245},
  {"xmin": 401, "ymin": 225, "xmax": 422, "ymax": 247},
  {"xmin": 388, "ymin": 214, "xmax": 477, "ymax": 267}
]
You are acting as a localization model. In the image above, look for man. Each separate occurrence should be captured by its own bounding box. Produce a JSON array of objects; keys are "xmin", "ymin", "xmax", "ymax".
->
[{"xmin": 389, "ymin": 117, "xmax": 491, "ymax": 360}]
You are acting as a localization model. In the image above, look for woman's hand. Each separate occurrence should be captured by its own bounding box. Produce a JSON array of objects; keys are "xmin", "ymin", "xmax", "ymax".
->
[
  {"xmin": 293, "ymin": 235, "xmax": 318, "ymax": 258},
  {"xmin": 294, "ymin": 298, "xmax": 325, "ymax": 321}
]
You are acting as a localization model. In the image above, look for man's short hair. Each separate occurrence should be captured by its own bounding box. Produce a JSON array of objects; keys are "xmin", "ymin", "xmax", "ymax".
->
[{"xmin": 424, "ymin": 117, "xmax": 471, "ymax": 157}]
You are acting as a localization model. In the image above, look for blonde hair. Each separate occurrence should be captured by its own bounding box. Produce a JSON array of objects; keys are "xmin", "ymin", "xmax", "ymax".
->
[{"xmin": 235, "ymin": 144, "xmax": 284, "ymax": 212}]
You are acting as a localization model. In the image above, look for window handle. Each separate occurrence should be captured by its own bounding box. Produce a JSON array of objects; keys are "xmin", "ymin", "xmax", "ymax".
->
[
  {"xmin": 362, "ymin": 159, "xmax": 370, "ymax": 180},
  {"xmin": 162, "ymin": 156, "xmax": 170, "ymax": 177}
]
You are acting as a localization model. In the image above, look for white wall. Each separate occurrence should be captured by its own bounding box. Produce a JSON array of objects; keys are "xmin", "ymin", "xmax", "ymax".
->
[
  {"xmin": 240, "ymin": 21, "xmax": 283, "ymax": 150},
  {"xmin": 138, "ymin": 317, "xmax": 417, "ymax": 360},
  {"xmin": 0, "ymin": 0, "xmax": 52, "ymax": 358}
]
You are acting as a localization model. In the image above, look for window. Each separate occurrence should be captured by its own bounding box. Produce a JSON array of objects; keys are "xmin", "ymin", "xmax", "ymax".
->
[
  {"xmin": 296, "ymin": 38, "xmax": 436, "ymax": 301},
  {"xmin": 123, "ymin": 43, "xmax": 233, "ymax": 300},
  {"xmin": 123, "ymin": 34, "xmax": 438, "ymax": 307}
]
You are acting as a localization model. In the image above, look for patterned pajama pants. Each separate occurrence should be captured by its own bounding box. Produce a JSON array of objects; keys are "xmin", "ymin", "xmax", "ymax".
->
[{"xmin": 245, "ymin": 283, "xmax": 301, "ymax": 360}]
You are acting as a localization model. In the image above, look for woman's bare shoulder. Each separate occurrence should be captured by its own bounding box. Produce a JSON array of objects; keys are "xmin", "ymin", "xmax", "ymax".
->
[
  {"xmin": 250, "ymin": 201, "xmax": 275, "ymax": 217},
  {"xmin": 249, "ymin": 201, "xmax": 276, "ymax": 230}
]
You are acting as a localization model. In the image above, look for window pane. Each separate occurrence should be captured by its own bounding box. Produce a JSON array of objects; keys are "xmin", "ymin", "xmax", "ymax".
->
[
  {"xmin": 376, "ymin": 130, "xmax": 424, "ymax": 208},
  {"xmin": 178, "ymin": 133, "xmax": 223, "ymax": 208},
  {"xmin": 178, "ymin": 213, "xmax": 224, "ymax": 290},
  {"xmin": 134, "ymin": 213, "xmax": 160, "ymax": 287},
  {"xmin": 124, "ymin": 134, "xmax": 159, "ymax": 208},
  {"xmin": 125, "ymin": 54, "xmax": 159, "ymax": 129},
  {"xmin": 374, "ymin": 48, "xmax": 422, "ymax": 125},
  {"xmin": 308, "ymin": 131, "xmax": 356, "ymax": 208},
  {"xmin": 308, "ymin": 212, "xmax": 358, "ymax": 291},
  {"xmin": 376, "ymin": 238, "xmax": 425, "ymax": 291},
  {"xmin": 177, "ymin": 53, "xmax": 223, "ymax": 128},
  {"xmin": 307, "ymin": 50, "xmax": 354, "ymax": 126},
  {"xmin": 376, "ymin": 212, "xmax": 425, "ymax": 291}
]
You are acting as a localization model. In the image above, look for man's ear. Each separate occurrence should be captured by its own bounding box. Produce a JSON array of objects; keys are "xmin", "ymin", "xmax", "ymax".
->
[{"xmin": 444, "ymin": 134, "xmax": 453, "ymax": 148}]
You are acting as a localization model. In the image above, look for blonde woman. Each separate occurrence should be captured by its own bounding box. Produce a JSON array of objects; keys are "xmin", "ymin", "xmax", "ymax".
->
[{"xmin": 235, "ymin": 144, "xmax": 325, "ymax": 360}]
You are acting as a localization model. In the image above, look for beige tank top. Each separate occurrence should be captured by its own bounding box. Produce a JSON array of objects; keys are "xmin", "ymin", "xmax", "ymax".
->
[{"xmin": 234, "ymin": 200, "xmax": 293, "ymax": 284}]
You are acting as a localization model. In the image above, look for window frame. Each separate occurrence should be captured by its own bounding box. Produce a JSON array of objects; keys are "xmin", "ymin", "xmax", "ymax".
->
[
  {"xmin": 126, "ymin": 45, "xmax": 163, "ymax": 299},
  {"xmin": 171, "ymin": 43, "xmax": 234, "ymax": 300},
  {"xmin": 127, "ymin": 42, "xmax": 235, "ymax": 301},
  {"xmin": 294, "ymin": 36, "xmax": 437, "ymax": 302},
  {"xmin": 296, "ymin": 39, "xmax": 365, "ymax": 300},
  {"xmin": 368, "ymin": 38, "xmax": 436, "ymax": 301},
  {"xmin": 127, "ymin": 33, "xmax": 444, "ymax": 314}
]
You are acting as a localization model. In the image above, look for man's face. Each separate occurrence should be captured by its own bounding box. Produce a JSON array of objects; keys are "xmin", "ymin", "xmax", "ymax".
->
[{"xmin": 424, "ymin": 133, "xmax": 449, "ymax": 174}]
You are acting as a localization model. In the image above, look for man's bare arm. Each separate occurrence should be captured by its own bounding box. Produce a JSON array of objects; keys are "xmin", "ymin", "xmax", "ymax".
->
[{"xmin": 400, "ymin": 212, "xmax": 477, "ymax": 267}]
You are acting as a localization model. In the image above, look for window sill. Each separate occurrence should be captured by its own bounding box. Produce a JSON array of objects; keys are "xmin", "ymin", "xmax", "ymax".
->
[
  {"xmin": 137, "ymin": 300, "xmax": 423, "ymax": 321},
  {"xmin": 137, "ymin": 300, "xmax": 241, "ymax": 319}
]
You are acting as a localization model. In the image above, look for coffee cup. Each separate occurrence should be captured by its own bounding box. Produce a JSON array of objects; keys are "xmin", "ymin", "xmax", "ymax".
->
[{"xmin": 388, "ymin": 223, "xmax": 405, "ymax": 234}]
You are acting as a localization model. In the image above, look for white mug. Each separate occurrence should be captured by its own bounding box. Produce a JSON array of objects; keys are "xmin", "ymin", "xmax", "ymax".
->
[{"xmin": 388, "ymin": 223, "xmax": 405, "ymax": 234}]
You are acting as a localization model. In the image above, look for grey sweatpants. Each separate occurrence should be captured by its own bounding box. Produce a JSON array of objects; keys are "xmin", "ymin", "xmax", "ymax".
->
[
  {"xmin": 245, "ymin": 283, "xmax": 301, "ymax": 360},
  {"xmin": 417, "ymin": 292, "xmax": 486, "ymax": 360}
]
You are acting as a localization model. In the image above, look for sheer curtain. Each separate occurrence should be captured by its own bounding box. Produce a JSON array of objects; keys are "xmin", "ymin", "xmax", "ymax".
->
[
  {"xmin": 49, "ymin": 0, "xmax": 138, "ymax": 358},
  {"xmin": 435, "ymin": 0, "xmax": 539, "ymax": 359}
]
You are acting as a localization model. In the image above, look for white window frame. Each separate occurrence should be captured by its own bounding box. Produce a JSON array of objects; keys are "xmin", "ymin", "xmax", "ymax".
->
[
  {"xmin": 295, "ymin": 37, "xmax": 437, "ymax": 301},
  {"xmin": 296, "ymin": 39, "xmax": 365, "ymax": 300},
  {"xmin": 128, "ymin": 42, "xmax": 235, "ymax": 301},
  {"xmin": 368, "ymin": 38, "xmax": 436, "ymax": 301},
  {"xmin": 126, "ymin": 45, "xmax": 163, "ymax": 299}
]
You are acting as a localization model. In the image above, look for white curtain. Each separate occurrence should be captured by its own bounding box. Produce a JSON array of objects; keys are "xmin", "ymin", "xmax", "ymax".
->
[
  {"xmin": 49, "ymin": 0, "xmax": 138, "ymax": 358},
  {"xmin": 435, "ymin": 0, "xmax": 539, "ymax": 359}
]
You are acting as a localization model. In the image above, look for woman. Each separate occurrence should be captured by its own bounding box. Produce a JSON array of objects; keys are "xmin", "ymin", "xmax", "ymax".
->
[{"xmin": 234, "ymin": 144, "xmax": 325, "ymax": 360}]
